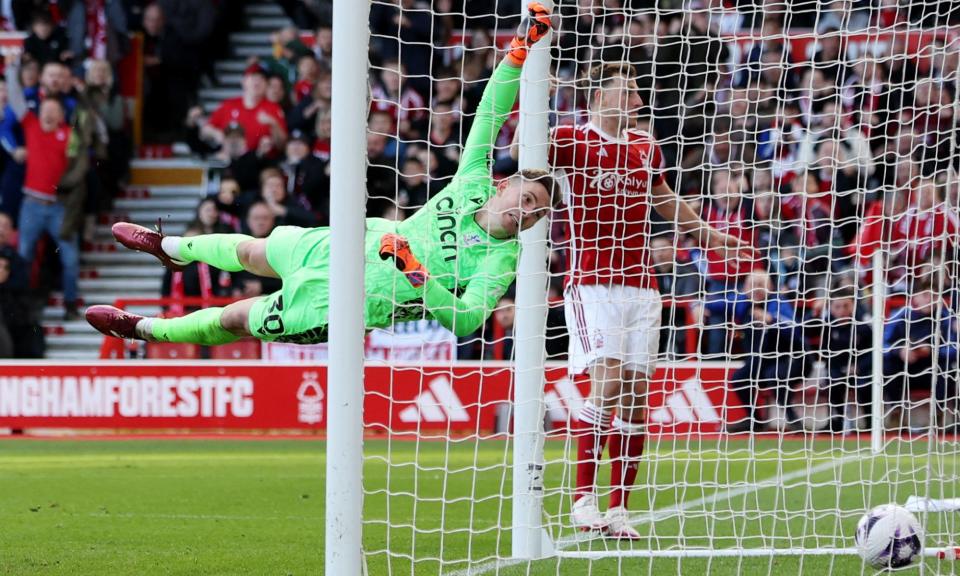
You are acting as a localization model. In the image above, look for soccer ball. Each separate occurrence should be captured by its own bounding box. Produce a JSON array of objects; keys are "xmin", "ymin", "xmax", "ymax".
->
[{"xmin": 855, "ymin": 504, "xmax": 924, "ymax": 569}]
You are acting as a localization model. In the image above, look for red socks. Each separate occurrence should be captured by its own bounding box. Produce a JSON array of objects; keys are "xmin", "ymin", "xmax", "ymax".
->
[
  {"xmin": 573, "ymin": 402, "xmax": 611, "ymax": 502},
  {"xmin": 608, "ymin": 416, "xmax": 646, "ymax": 509}
]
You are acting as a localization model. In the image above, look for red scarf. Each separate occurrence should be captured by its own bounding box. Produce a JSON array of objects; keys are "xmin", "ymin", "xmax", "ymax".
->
[
  {"xmin": 168, "ymin": 263, "xmax": 214, "ymax": 317},
  {"xmin": 86, "ymin": 0, "xmax": 107, "ymax": 60}
]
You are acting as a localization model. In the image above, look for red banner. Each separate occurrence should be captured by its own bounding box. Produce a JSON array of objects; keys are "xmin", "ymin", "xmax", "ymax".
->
[{"xmin": 0, "ymin": 362, "xmax": 742, "ymax": 433}]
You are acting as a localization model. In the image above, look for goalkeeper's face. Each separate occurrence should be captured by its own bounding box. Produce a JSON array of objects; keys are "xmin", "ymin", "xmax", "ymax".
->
[{"xmin": 489, "ymin": 178, "xmax": 552, "ymax": 236}]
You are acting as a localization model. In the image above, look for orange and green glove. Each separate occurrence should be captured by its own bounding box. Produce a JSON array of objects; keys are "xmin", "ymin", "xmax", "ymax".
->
[
  {"xmin": 379, "ymin": 233, "xmax": 428, "ymax": 288},
  {"xmin": 506, "ymin": 2, "xmax": 553, "ymax": 66}
]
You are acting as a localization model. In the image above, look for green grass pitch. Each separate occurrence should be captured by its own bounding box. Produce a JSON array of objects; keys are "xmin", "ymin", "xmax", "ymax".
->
[{"xmin": 0, "ymin": 437, "xmax": 957, "ymax": 575}]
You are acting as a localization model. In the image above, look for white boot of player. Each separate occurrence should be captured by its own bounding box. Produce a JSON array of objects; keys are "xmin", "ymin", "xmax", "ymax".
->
[
  {"xmin": 570, "ymin": 494, "xmax": 607, "ymax": 531},
  {"xmin": 603, "ymin": 506, "xmax": 641, "ymax": 540}
]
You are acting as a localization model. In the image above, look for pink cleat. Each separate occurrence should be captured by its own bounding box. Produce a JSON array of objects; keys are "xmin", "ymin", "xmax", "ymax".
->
[
  {"xmin": 112, "ymin": 222, "xmax": 188, "ymax": 271},
  {"xmin": 85, "ymin": 305, "xmax": 147, "ymax": 340}
]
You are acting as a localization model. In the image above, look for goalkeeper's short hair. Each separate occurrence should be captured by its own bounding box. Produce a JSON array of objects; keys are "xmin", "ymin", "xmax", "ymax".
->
[{"xmin": 512, "ymin": 168, "xmax": 563, "ymax": 208}]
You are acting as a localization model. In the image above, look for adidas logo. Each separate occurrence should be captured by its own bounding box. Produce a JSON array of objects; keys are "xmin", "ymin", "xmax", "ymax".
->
[
  {"xmin": 399, "ymin": 376, "xmax": 469, "ymax": 423},
  {"xmin": 650, "ymin": 378, "xmax": 720, "ymax": 424},
  {"xmin": 543, "ymin": 376, "xmax": 584, "ymax": 422}
]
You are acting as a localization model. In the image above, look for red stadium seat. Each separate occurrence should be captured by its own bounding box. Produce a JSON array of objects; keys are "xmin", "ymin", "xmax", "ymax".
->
[
  {"xmin": 146, "ymin": 342, "xmax": 200, "ymax": 359},
  {"xmin": 210, "ymin": 339, "xmax": 262, "ymax": 360}
]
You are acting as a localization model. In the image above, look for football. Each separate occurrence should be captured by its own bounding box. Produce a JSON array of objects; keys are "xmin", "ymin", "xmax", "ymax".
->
[{"xmin": 855, "ymin": 504, "xmax": 924, "ymax": 569}]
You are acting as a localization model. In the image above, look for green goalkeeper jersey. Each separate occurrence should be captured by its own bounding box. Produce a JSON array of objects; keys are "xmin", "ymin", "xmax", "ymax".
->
[{"xmin": 364, "ymin": 62, "xmax": 522, "ymax": 337}]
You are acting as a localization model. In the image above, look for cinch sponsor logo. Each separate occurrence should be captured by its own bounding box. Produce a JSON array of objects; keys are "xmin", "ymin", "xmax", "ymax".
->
[
  {"xmin": 0, "ymin": 376, "xmax": 254, "ymax": 418},
  {"xmin": 435, "ymin": 195, "xmax": 458, "ymax": 262}
]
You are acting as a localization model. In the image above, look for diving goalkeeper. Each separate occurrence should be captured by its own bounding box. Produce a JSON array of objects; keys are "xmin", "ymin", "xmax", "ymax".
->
[{"xmin": 86, "ymin": 3, "xmax": 558, "ymax": 346}]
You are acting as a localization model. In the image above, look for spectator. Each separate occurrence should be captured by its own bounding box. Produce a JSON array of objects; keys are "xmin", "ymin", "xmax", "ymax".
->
[
  {"xmin": 368, "ymin": 0, "xmax": 434, "ymax": 95},
  {"xmin": 37, "ymin": 61, "xmax": 76, "ymax": 119},
  {"xmin": 806, "ymin": 285, "xmax": 872, "ymax": 432},
  {"xmin": 370, "ymin": 57, "xmax": 425, "ymax": 140},
  {"xmin": 5, "ymin": 55, "xmax": 77, "ymax": 320},
  {"xmin": 142, "ymin": 2, "xmax": 197, "ymax": 143},
  {"xmin": 263, "ymin": 27, "xmax": 312, "ymax": 90},
  {"xmin": 312, "ymin": 105, "xmax": 330, "ymax": 161},
  {"xmin": 161, "ymin": 198, "xmax": 233, "ymax": 308},
  {"xmin": 231, "ymin": 200, "xmax": 282, "ymax": 298},
  {"xmin": 292, "ymin": 55, "xmax": 319, "ymax": 104},
  {"xmin": 651, "ymin": 235, "xmax": 702, "ymax": 356},
  {"xmin": 277, "ymin": 1, "xmax": 327, "ymax": 34},
  {"xmin": 212, "ymin": 177, "xmax": 243, "ymax": 230},
  {"xmin": 279, "ymin": 130, "xmax": 327, "ymax": 224},
  {"xmin": 882, "ymin": 274, "xmax": 958, "ymax": 431},
  {"xmin": 780, "ymin": 170, "xmax": 838, "ymax": 297},
  {"xmin": 312, "ymin": 19, "xmax": 332, "ymax": 67},
  {"xmin": 202, "ymin": 62, "xmax": 287, "ymax": 154},
  {"xmin": 0, "ymin": 211, "xmax": 16, "ymax": 247},
  {"xmin": 245, "ymin": 167, "xmax": 316, "ymax": 228},
  {"xmin": 368, "ymin": 109, "xmax": 403, "ymax": 163},
  {"xmin": 65, "ymin": 0, "xmax": 129, "ymax": 72},
  {"xmin": 398, "ymin": 155, "xmax": 430, "ymax": 210},
  {"xmin": 485, "ymin": 294, "xmax": 515, "ymax": 360},
  {"xmin": 700, "ymin": 169, "xmax": 756, "ymax": 292},
  {"xmin": 287, "ymin": 67, "xmax": 330, "ymax": 137},
  {"xmin": 84, "ymin": 59, "xmax": 128, "ymax": 215},
  {"xmin": 902, "ymin": 177, "xmax": 958, "ymax": 269},
  {"xmin": 213, "ymin": 123, "xmax": 273, "ymax": 194},
  {"xmin": 23, "ymin": 11, "xmax": 71, "ymax": 68},
  {"xmin": 699, "ymin": 270, "xmax": 805, "ymax": 432},
  {"xmin": 266, "ymin": 74, "xmax": 290, "ymax": 113},
  {"xmin": 0, "ymin": 249, "xmax": 42, "ymax": 358}
]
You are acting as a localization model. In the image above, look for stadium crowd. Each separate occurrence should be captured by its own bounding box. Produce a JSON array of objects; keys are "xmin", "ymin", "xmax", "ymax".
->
[{"xmin": 0, "ymin": 0, "xmax": 956, "ymax": 432}]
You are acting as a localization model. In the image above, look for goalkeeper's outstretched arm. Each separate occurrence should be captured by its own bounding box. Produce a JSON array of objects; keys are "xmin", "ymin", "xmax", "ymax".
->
[
  {"xmin": 379, "ymin": 235, "xmax": 513, "ymax": 337},
  {"xmin": 456, "ymin": 2, "xmax": 551, "ymax": 179}
]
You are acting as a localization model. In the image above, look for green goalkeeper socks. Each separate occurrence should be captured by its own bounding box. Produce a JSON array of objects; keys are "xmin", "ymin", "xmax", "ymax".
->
[
  {"xmin": 176, "ymin": 234, "xmax": 252, "ymax": 272},
  {"xmin": 150, "ymin": 307, "xmax": 241, "ymax": 346}
]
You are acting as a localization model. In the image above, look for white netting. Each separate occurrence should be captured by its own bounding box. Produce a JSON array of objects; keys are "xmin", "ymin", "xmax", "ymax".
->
[{"xmin": 356, "ymin": 0, "xmax": 960, "ymax": 574}]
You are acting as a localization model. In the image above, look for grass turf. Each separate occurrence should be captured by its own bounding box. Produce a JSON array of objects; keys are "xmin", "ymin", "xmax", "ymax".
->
[{"xmin": 0, "ymin": 437, "xmax": 956, "ymax": 575}]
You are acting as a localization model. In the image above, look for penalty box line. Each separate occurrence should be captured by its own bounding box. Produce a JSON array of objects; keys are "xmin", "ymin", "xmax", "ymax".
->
[{"xmin": 446, "ymin": 452, "xmax": 861, "ymax": 576}]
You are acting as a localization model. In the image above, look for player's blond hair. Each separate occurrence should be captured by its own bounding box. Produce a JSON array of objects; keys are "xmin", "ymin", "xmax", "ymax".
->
[{"xmin": 583, "ymin": 62, "xmax": 638, "ymax": 109}]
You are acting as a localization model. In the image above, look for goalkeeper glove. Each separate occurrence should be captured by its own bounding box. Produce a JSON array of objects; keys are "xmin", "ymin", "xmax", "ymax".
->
[
  {"xmin": 506, "ymin": 2, "xmax": 553, "ymax": 66},
  {"xmin": 379, "ymin": 233, "xmax": 428, "ymax": 288}
]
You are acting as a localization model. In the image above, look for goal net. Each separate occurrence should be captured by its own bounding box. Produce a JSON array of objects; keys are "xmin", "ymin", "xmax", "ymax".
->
[{"xmin": 352, "ymin": 0, "xmax": 960, "ymax": 573}]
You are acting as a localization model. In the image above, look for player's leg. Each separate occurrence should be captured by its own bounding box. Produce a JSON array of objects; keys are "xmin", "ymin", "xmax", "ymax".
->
[
  {"xmin": 603, "ymin": 288, "xmax": 661, "ymax": 539},
  {"xmin": 565, "ymin": 284, "xmax": 621, "ymax": 530},
  {"xmin": 569, "ymin": 359, "xmax": 620, "ymax": 529},
  {"xmin": 111, "ymin": 222, "xmax": 279, "ymax": 277},
  {"xmin": 608, "ymin": 369, "xmax": 647, "ymax": 510},
  {"xmin": 85, "ymin": 297, "xmax": 262, "ymax": 345}
]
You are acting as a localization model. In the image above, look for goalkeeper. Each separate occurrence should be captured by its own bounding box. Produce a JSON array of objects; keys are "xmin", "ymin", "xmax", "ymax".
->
[{"xmin": 86, "ymin": 3, "xmax": 558, "ymax": 346}]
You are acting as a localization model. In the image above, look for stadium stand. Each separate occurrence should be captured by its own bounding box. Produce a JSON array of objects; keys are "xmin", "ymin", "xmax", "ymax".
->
[{"xmin": 0, "ymin": 0, "xmax": 958, "ymax": 436}]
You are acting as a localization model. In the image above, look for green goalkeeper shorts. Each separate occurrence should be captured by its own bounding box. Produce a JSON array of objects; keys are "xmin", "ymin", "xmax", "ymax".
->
[{"xmin": 247, "ymin": 225, "xmax": 332, "ymax": 344}]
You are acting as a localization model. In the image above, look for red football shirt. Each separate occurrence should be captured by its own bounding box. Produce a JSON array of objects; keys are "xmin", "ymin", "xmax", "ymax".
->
[
  {"xmin": 22, "ymin": 113, "xmax": 70, "ymax": 201},
  {"xmin": 551, "ymin": 122, "xmax": 665, "ymax": 290},
  {"xmin": 208, "ymin": 97, "xmax": 287, "ymax": 151}
]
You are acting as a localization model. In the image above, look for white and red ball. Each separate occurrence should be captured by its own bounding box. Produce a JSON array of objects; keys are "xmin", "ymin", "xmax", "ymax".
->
[{"xmin": 855, "ymin": 504, "xmax": 924, "ymax": 569}]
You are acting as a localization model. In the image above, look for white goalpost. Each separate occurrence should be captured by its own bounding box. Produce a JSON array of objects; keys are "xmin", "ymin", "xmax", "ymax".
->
[
  {"xmin": 512, "ymin": 0, "xmax": 554, "ymax": 560},
  {"xmin": 326, "ymin": 0, "xmax": 370, "ymax": 574},
  {"xmin": 324, "ymin": 0, "xmax": 960, "ymax": 573}
]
